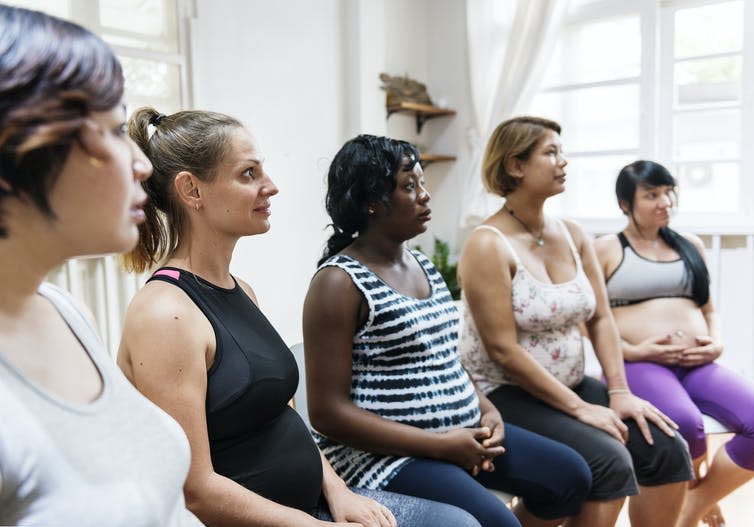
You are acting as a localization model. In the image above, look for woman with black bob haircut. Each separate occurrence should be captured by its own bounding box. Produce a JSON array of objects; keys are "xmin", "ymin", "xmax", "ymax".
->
[
  {"xmin": 0, "ymin": 5, "xmax": 201, "ymax": 526},
  {"xmin": 595, "ymin": 160, "xmax": 754, "ymax": 527},
  {"xmin": 304, "ymin": 134, "xmax": 592, "ymax": 527}
]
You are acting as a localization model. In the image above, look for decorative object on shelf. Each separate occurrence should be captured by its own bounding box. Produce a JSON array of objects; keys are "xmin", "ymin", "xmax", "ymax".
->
[
  {"xmin": 415, "ymin": 237, "xmax": 460, "ymax": 300},
  {"xmin": 381, "ymin": 73, "xmax": 457, "ymax": 166},
  {"xmin": 386, "ymin": 101, "xmax": 457, "ymax": 134},
  {"xmin": 379, "ymin": 72, "xmax": 433, "ymax": 106}
]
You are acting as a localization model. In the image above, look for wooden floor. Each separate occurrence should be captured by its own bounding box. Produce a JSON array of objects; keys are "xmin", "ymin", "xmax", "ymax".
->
[{"xmin": 615, "ymin": 434, "xmax": 753, "ymax": 526}]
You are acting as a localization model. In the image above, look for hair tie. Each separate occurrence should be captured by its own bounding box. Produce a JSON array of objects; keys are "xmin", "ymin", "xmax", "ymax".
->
[{"xmin": 149, "ymin": 113, "xmax": 166, "ymax": 126}]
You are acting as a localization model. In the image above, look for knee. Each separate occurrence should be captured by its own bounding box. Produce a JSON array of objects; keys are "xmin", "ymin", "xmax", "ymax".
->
[
  {"xmin": 427, "ymin": 503, "xmax": 482, "ymax": 527},
  {"xmin": 539, "ymin": 455, "xmax": 592, "ymax": 518},
  {"xmin": 674, "ymin": 411, "xmax": 706, "ymax": 458},
  {"xmin": 725, "ymin": 428, "xmax": 754, "ymax": 471},
  {"xmin": 634, "ymin": 432, "xmax": 692, "ymax": 486},
  {"xmin": 589, "ymin": 443, "xmax": 637, "ymax": 499}
]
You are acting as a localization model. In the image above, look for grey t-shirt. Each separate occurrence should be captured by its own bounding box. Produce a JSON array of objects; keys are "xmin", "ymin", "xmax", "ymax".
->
[{"xmin": 0, "ymin": 283, "xmax": 203, "ymax": 527}]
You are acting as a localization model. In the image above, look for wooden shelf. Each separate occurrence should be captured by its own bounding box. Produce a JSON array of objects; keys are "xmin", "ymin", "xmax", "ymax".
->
[
  {"xmin": 386, "ymin": 101, "xmax": 456, "ymax": 133},
  {"xmin": 419, "ymin": 153, "xmax": 457, "ymax": 168}
]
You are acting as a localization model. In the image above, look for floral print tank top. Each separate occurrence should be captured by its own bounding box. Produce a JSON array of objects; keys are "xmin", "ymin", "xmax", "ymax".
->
[{"xmin": 460, "ymin": 219, "xmax": 596, "ymax": 392}]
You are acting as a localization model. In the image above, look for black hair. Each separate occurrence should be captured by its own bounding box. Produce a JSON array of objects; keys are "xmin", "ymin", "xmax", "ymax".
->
[
  {"xmin": 616, "ymin": 160, "xmax": 710, "ymax": 306},
  {"xmin": 319, "ymin": 134, "xmax": 419, "ymax": 266},
  {"xmin": 0, "ymin": 5, "xmax": 124, "ymax": 237}
]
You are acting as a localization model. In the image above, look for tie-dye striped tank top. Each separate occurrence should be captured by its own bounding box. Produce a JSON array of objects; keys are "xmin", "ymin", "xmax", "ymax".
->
[{"xmin": 313, "ymin": 250, "xmax": 481, "ymax": 489}]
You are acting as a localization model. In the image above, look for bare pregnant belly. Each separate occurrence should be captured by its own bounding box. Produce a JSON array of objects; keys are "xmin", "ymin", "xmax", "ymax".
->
[{"xmin": 613, "ymin": 297, "xmax": 708, "ymax": 348}]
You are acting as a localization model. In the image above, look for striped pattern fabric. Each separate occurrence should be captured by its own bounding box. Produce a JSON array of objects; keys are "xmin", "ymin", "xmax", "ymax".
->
[{"xmin": 313, "ymin": 250, "xmax": 481, "ymax": 489}]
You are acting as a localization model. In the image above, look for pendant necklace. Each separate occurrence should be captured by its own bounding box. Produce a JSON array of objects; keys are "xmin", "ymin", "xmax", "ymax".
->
[{"xmin": 505, "ymin": 206, "xmax": 545, "ymax": 246}]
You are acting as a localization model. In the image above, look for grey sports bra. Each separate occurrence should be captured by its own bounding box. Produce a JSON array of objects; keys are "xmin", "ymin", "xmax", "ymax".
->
[{"xmin": 606, "ymin": 232, "xmax": 693, "ymax": 307}]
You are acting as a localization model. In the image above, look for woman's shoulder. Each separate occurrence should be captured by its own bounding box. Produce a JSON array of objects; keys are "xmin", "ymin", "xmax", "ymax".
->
[
  {"xmin": 557, "ymin": 217, "xmax": 589, "ymax": 243},
  {"xmin": 675, "ymin": 230, "xmax": 705, "ymax": 253},
  {"xmin": 593, "ymin": 232, "xmax": 621, "ymax": 253},
  {"xmin": 123, "ymin": 279, "xmax": 208, "ymax": 338}
]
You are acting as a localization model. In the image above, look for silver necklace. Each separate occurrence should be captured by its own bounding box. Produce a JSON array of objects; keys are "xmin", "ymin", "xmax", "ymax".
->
[{"xmin": 505, "ymin": 206, "xmax": 544, "ymax": 246}]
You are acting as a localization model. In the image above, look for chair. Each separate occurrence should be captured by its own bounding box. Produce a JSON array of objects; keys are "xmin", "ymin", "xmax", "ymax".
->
[{"xmin": 289, "ymin": 342, "xmax": 310, "ymax": 428}]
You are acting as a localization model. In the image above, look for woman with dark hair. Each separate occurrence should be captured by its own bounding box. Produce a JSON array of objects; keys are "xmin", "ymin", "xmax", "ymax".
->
[
  {"xmin": 458, "ymin": 118, "xmax": 694, "ymax": 527},
  {"xmin": 595, "ymin": 160, "xmax": 754, "ymax": 527},
  {"xmin": 303, "ymin": 134, "xmax": 593, "ymax": 527},
  {"xmin": 0, "ymin": 6, "xmax": 201, "ymax": 526},
  {"xmin": 118, "ymin": 110, "xmax": 479, "ymax": 527}
]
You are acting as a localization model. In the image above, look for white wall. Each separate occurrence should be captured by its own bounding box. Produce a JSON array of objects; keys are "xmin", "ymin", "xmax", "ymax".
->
[
  {"xmin": 192, "ymin": 0, "xmax": 345, "ymax": 343},
  {"xmin": 190, "ymin": 0, "xmax": 455, "ymax": 343}
]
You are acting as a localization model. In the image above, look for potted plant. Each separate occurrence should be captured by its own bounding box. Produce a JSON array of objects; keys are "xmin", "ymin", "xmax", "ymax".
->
[{"xmin": 417, "ymin": 237, "xmax": 460, "ymax": 301}]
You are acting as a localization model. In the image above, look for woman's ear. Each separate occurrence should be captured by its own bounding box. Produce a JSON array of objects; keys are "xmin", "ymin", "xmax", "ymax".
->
[
  {"xmin": 173, "ymin": 171, "xmax": 202, "ymax": 210},
  {"xmin": 618, "ymin": 199, "xmax": 630, "ymax": 215},
  {"xmin": 505, "ymin": 156, "xmax": 524, "ymax": 180}
]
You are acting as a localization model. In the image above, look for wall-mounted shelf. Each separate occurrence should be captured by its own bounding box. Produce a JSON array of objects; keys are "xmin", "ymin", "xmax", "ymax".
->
[
  {"xmin": 386, "ymin": 101, "xmax": 456, "ymax": 133},
  {"xmin": 419, "ymin": 153, "xmax": 457, "ymax": 168}
]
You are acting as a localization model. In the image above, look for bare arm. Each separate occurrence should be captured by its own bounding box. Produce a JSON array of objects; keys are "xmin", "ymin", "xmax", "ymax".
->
[
  {"xmin": 573, "ymin": 222, "xmax": 677, "ymax": 441},
  {"xmin": 118, "ymin": 283, "xmax": 332, "ymax": 527},
  {"xmin": 458, "ymin": 227, "xmax": 628, "ymax": 443},
  {"xmin": 302, "ymin": 267, "xmax": 503, "ymax": 472}
]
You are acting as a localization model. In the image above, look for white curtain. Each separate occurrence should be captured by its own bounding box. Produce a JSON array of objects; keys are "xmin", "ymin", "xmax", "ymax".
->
[{"xmin": 460, "ymin": 0, "xmax": 570, "ymax": 228}]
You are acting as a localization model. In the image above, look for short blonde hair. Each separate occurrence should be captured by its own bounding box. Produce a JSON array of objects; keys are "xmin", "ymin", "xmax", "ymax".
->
[{"xmin": 482, "ymin": 116, "xmax": 561, "ymax": 197}]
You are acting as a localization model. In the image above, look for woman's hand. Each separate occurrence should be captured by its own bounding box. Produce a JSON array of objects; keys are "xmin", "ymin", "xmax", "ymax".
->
[
  {"xmin": 609, "ymin": 392, "xmax": 678, "ymax": 444},
  {"xmin": 326, "ymin": 486, "xmax": 396, "ymax": 527},
  {"xmin": 437, "ymin": 427, "xmax": 506, "ymax": 475},
  {"xmin": 679, "ymin": 336, "xmax": 722, "ymax": 367},
  {"xmin": 478, "ymin": 408, "xmax": 505, "ymax": 473},
  {"xmin": 573, "ymin": 402, "xmax": 628, "ymax": 443},
  {"xmin": 633, "ymin": 334, "xmax": 686, "ymax": 364}
]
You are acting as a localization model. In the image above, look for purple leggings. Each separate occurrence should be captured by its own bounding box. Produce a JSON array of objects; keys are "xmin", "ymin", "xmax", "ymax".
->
[{"xmin": 624, "ymin": 360, "xmax": 754, "ymax": 470}]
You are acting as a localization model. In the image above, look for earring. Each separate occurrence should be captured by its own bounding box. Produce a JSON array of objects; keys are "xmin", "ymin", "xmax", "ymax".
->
[
  {"xmin": 194, "ymin": 203, "xmax": 200, "ymax": 211},
  {"xmin": 88, "ymin": 156, "xmax": 104, "ymax": 168},
  {"xmin": 368, "ymin": 207, "xmax": 375, "ymax": 215}
]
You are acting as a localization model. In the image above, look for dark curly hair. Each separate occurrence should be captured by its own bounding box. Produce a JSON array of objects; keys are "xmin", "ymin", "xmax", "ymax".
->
[
  {"xmin": 0, "ymin": 5, "xmax": 124, "ymax": 237},
  {"xmin": 616, "ymin": 160, "xmax": 710, "ymax": 306},
  {"xmin": 319, "ymin": 134, "xmax": 419, "ymax": 265}
]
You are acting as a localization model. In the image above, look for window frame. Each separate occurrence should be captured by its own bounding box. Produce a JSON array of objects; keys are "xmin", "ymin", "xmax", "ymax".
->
[{"xmin": 537, "ymin": 0, "xmax": 754, "ymax": 229}]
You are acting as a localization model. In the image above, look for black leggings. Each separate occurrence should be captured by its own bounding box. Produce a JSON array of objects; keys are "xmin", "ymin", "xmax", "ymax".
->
[
  {"xmin": 487, "ymin": 377, "xmax": 694, "ymax": 500},
  {"xmin": 384, "ymin": 423, "xmax": 591, "ymax": 527}
]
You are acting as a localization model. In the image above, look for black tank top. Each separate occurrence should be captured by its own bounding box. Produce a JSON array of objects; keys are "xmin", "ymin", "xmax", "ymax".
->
[{"xmin": 148, "ymin": 267, "xmax": 323, "ymax": 511}]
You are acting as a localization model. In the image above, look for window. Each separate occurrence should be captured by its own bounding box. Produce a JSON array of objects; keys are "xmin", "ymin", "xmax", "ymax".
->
[
  {"xmin": 6, "ymin": 0, "xmax": 188, "ymax": 114},
  {"xmin": 5, "ymin": 0, "xmax": 190, "ymax": 354},
  {"xmin": 530, "ymin": 0, "xmax": 752, "ymax": 225}
]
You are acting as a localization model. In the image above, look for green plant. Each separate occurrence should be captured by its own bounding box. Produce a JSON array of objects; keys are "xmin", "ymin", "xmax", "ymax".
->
[{"xmin": 416, "ymin": 237, "xmax": 461, "ymax": 300}]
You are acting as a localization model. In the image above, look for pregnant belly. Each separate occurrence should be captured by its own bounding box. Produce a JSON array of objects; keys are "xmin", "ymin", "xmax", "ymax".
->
[{"xmin": 613, "ymin": 297, "xmax": 708, "ymax": 348}]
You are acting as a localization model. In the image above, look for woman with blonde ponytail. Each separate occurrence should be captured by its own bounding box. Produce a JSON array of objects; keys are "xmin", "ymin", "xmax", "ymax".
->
[{"xmin": 118, "ymin": 109, "xmax": 480, "ymax": 527}]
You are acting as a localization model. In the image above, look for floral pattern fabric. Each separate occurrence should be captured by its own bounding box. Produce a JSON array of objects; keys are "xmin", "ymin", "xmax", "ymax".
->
[{"xmin": 459, "ymin": 220, "xmax": 596, "ymax": 392}]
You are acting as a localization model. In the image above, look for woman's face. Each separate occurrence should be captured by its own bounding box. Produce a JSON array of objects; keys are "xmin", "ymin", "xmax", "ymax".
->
[
  {"xmin": 375, "ymin": 157, "xmax": 431, "ymax": 240},
  {"xmin": 199, "ymin": 127, "xmax": 278, "ymax": 238},
  {"xmin": 518, "ymin": 130, "xmax": 568, "ymax": 197},
  {"xmin": 628, "ymin": 183, "xmax": 674, "ymax": 229},
  {"xmin": 47, "ymin": 104, "xmax": 152, "ymax": 257}
]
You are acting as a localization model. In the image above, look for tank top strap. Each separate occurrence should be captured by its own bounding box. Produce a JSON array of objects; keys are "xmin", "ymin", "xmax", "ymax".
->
[
  {"xmin": 617, "ymin": 231, "xmax": 630, "ymax": 249},
  {"xmin": 37, "ymin": 282, "xmax": 105, "ymax": 359},
  {"xmin": 473, "ymin": 225, "xmax": 522, "ymax": 266},
  {"xmin": 554, "ymin": 218, "xmax": 583, "ymax": 269}
]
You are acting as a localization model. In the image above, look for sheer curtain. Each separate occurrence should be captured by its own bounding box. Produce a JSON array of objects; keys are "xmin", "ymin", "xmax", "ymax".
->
[{"xmin": 460, "ymin": 0, "xmax": 570, "ymax": 228}]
